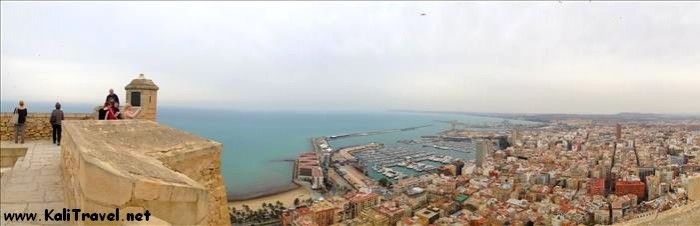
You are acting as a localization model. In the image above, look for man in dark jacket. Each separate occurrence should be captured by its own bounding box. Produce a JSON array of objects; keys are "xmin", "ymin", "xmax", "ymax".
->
[
  {"xmin": 50, "ymin": 102, "xmax": 65, "ymax": 145},
  {"xmin": 98, "ymin": 102, "xmax": 108, "ymax": 120},
  {"xmin": 106, "ymin": 88, "xmax": 119, "ymax": 104}
]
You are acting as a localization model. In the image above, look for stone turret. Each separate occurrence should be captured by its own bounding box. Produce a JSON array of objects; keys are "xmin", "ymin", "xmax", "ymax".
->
[{"xmin": 125, "ymin": 73, "xmax": 159, "ymax": 121}]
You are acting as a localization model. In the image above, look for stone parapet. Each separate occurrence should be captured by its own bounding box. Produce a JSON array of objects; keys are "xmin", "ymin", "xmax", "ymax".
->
[
  {"xmin": 0, "ymin": 146, "xmax": 27, "ymax": 168},
  {"xmin": 614, "ymin": 201, "xmax": 700, "ymax": 226},
  {"xmin": 0, "ymin": 112, "xmax": 94, "ymax": 141},
  {"xmin": 61, "ymin": 120, "xmax": 230, "ymax": 226}
]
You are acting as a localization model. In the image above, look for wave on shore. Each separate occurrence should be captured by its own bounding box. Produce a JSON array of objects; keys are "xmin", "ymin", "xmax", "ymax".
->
[{"xmin": 229, "ymin": 182, "xmax": 300, "ymax": 201}]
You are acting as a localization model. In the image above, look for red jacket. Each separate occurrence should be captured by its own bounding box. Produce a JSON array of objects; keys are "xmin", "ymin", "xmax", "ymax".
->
[{"xmin": 106, "ymin": 108, "xmax": 118, "ymax": 120}]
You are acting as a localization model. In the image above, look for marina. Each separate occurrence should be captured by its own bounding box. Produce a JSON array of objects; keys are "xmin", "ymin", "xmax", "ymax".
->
[{"xmin": 352, "ymin": 146, "xmax": 463, "ymax": 181}]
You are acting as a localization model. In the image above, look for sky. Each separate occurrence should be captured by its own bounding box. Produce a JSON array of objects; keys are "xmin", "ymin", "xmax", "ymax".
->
[{"xmin": 1, "ymin": 1, "xmax": 699, "ymax": 114}]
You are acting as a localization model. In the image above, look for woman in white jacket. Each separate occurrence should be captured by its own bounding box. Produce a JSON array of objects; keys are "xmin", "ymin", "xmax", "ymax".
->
[{"xmin": 122, "ymin": 104, "xmax": 141, "ymax": 119}]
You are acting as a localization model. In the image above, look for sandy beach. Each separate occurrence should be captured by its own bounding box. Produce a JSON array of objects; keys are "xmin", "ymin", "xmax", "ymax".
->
[{"xmin": 229, "ymin": 185, "xmax": 312, "ymax": 210}]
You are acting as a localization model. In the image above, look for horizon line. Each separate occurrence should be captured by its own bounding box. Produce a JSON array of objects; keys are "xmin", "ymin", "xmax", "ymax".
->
[{"xmin": 1, "ymin": 100, "xmax": 699, "ymax": 116}]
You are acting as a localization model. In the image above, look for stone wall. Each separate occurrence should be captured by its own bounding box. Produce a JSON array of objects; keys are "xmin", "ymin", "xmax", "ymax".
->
[
  {"xmin": 688, "ymin": 175, "xmax": 700, "ymax": 201},
  {"xmin": 156, "ymin": 144, "xmax": 230, "ymax": 226},
  {"xmin": 61, "ymin": 120, "xmax": 230, "ymax": 226},
  {"xmin": 0, "ymin": 112, "xmax": 94, "ymax": 141},
  {"xmin": 614, "ymin": 201, "xmax": 700, "ymax": 226},
  {"xmin": 0, "ymin": 146, "xmax": 27, "ymax": 168}
]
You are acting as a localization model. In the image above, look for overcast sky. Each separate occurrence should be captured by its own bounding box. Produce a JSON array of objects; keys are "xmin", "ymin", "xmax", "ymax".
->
[{"xmin": 1, "ymin": 1, "xmax": 699, "ymax": 114}]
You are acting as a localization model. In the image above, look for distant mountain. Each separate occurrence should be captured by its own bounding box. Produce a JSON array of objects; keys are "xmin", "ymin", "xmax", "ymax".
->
[{"xmin": 391, "ymin": 110, "xmax": 700, "ymax": 123}]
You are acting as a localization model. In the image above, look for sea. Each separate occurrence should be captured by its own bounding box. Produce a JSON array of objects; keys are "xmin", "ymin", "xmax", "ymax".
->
[{"xmin": 1, "ymin": 101, "xmax": 535, "ymax": 200}]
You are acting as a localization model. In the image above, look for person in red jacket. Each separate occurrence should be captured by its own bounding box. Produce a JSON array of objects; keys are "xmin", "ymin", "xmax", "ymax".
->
[{"xmin": 105, "ymin": 101, "xmax": 121, "ymax": 120}]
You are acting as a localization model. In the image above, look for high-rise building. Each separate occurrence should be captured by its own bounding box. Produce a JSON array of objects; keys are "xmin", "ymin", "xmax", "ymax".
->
[
  {"xmin": 638, "ymin": 167, "xmax": 656, "ymax": 184},
  {"xmin": 476, "ymin": 140, "xmax": 491, "ymax": 167},
  {"xmin": 615, "ymin": 124, "xmax": 622, "ymax": 141},
  {"xmin": 451, "ymin": 161, "xmax": 465, "ymax": 176},
  {"xmin": 509, "ymin": 129, "xmax": 521, "ymax": 145},
  {"xmin": 688, "ymin": 134, "xmax": 695, "ymax": 145},
  {"xmin": 495, "ymin": 135, "xmax": 509, "ymax": 150},
  {"xmin": 646, "ymin": 175, "xmax": 660, "ymax": 200}
]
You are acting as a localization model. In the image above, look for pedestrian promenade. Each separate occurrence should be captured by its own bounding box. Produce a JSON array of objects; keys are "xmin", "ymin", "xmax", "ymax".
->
[{"xmin": 1, "ymin": 141, "xmax": 65, "ymax": 225}]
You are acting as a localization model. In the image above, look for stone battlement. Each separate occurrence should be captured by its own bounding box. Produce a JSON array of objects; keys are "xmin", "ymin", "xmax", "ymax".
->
[
  {"xmin": 1, "ymin": 75, "xmax": 229, "ymax": 225},
  {"xmin": 0, "ymin": 112, "xmax": 94, "ymax": 141},
  {"xmin": 60, "ymin": 120, "xmax": 230, "ymax": 225}
]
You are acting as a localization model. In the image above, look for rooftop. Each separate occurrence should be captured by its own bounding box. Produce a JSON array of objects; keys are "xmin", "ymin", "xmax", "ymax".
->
[{"xmin": 125, "ymin": 74, "xmax": 159, "ymax": 90}]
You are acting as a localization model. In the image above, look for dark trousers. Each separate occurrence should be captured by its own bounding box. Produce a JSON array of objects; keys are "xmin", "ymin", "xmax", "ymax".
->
[
  {"xmin": 14, "ymin": 124, "xmax": 25, "ymax": 143},
  {"xmin": 52, "ymin": 124, "xmax": 62, "ymax": 144}
]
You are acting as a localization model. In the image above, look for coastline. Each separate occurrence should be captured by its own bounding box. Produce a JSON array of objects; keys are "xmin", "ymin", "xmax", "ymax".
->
[
  {"xmin": 229, "ymin": 182, "xmax": 300, "ymax": 201},
  {"xmin": 229, "ymin": 185, "xmax": 312, "ymax": 210}
]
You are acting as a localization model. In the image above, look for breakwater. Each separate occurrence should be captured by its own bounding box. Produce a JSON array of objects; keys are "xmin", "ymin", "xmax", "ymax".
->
[{"xmin": 327, "ymin": 124, "xmax": 432, "ymax": 140}]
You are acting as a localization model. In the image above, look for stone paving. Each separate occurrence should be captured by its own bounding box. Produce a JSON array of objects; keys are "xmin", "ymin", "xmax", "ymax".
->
[{"xmin": 1, "ymin": 141, "xmax": 67, "ymax": 226}]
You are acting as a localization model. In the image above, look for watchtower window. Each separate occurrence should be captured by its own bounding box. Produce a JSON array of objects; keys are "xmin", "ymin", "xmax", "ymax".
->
[{"xmin": 131, "ymin": 92, "xmax": 141, "ymax": 107}]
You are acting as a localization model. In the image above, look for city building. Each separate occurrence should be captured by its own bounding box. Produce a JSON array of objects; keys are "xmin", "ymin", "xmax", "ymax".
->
[
  {"xmin": 588, "ymin": 178, "xmax": 605, "ymax": 196},
  {"xmin": 310, "ymin": 200, "xmax": 337, "ymax": 226},
  {"xmin": 281, "ymin": 207, "xmax": 313, "ymax": 226},
  {"xmin": 476, "ymin": 140, "xmax": 491, "ymax": 167},
  {"xmin": 376, "ymin": 203, "xmax": 408, "ymax": 226},
  {"xmin": 615, "ymin": 180, "xmax": 646, "ymax": 200},
  {"xmin": 358, "ymin": 209, "xmax": 389, "ymax": 225},
  {"xmin": 294, "ymin": 152, "xmax": 325, "ymax": 189},
  {"xmin": 414, "ymin": 207, "xmax": 442, "ymax": 225},
  {"xmin": 345, "ymin": 191, "xmax": 380, "ymax": 218}
]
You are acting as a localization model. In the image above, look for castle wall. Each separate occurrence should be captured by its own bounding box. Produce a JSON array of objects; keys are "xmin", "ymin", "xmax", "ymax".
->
[
  {"xmin": 0, "ymin": 112, "xmax": 94, "ymax": 141},
  {"xmin": 688, "ymin": 175, "xmax": 700, "ymax": 201},
  {"xmin": 155, "ymin": 144, "xmax": 230, "ymax": 226},
  {"xmin": 61, "ymin": 120, "xmax": 210, "ymax": 225},
  {"xmin": 60, "ymin": 120, "xmax": 230, "ymax": 226}
]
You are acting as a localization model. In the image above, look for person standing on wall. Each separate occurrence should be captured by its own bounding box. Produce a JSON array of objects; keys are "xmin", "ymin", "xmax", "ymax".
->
[
  {"xmin": 50, "ymin": 102, "xmax": 64, "ymax": 145},
  {"xmin": 13, "ymin": 100, "xmax": 28, "ymax": 144},
  {"xmin": 106, "ymin": 88, "xmax": 119, "ymax": 104}
]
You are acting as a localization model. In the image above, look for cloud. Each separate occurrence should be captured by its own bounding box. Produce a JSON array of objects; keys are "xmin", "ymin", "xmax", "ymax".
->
[{"xmin": 2, "ymin": 1, "xmax": 699, "ymax": 113}]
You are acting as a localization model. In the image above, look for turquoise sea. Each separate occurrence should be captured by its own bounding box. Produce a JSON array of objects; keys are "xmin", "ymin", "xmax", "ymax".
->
[
  {"xmin": 1, "ymin": 101, "xmax": 532, "ymax": 200},
  {"xmin": 157, "ymin": 108, "xmax": 536, "ymax": 200}
]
